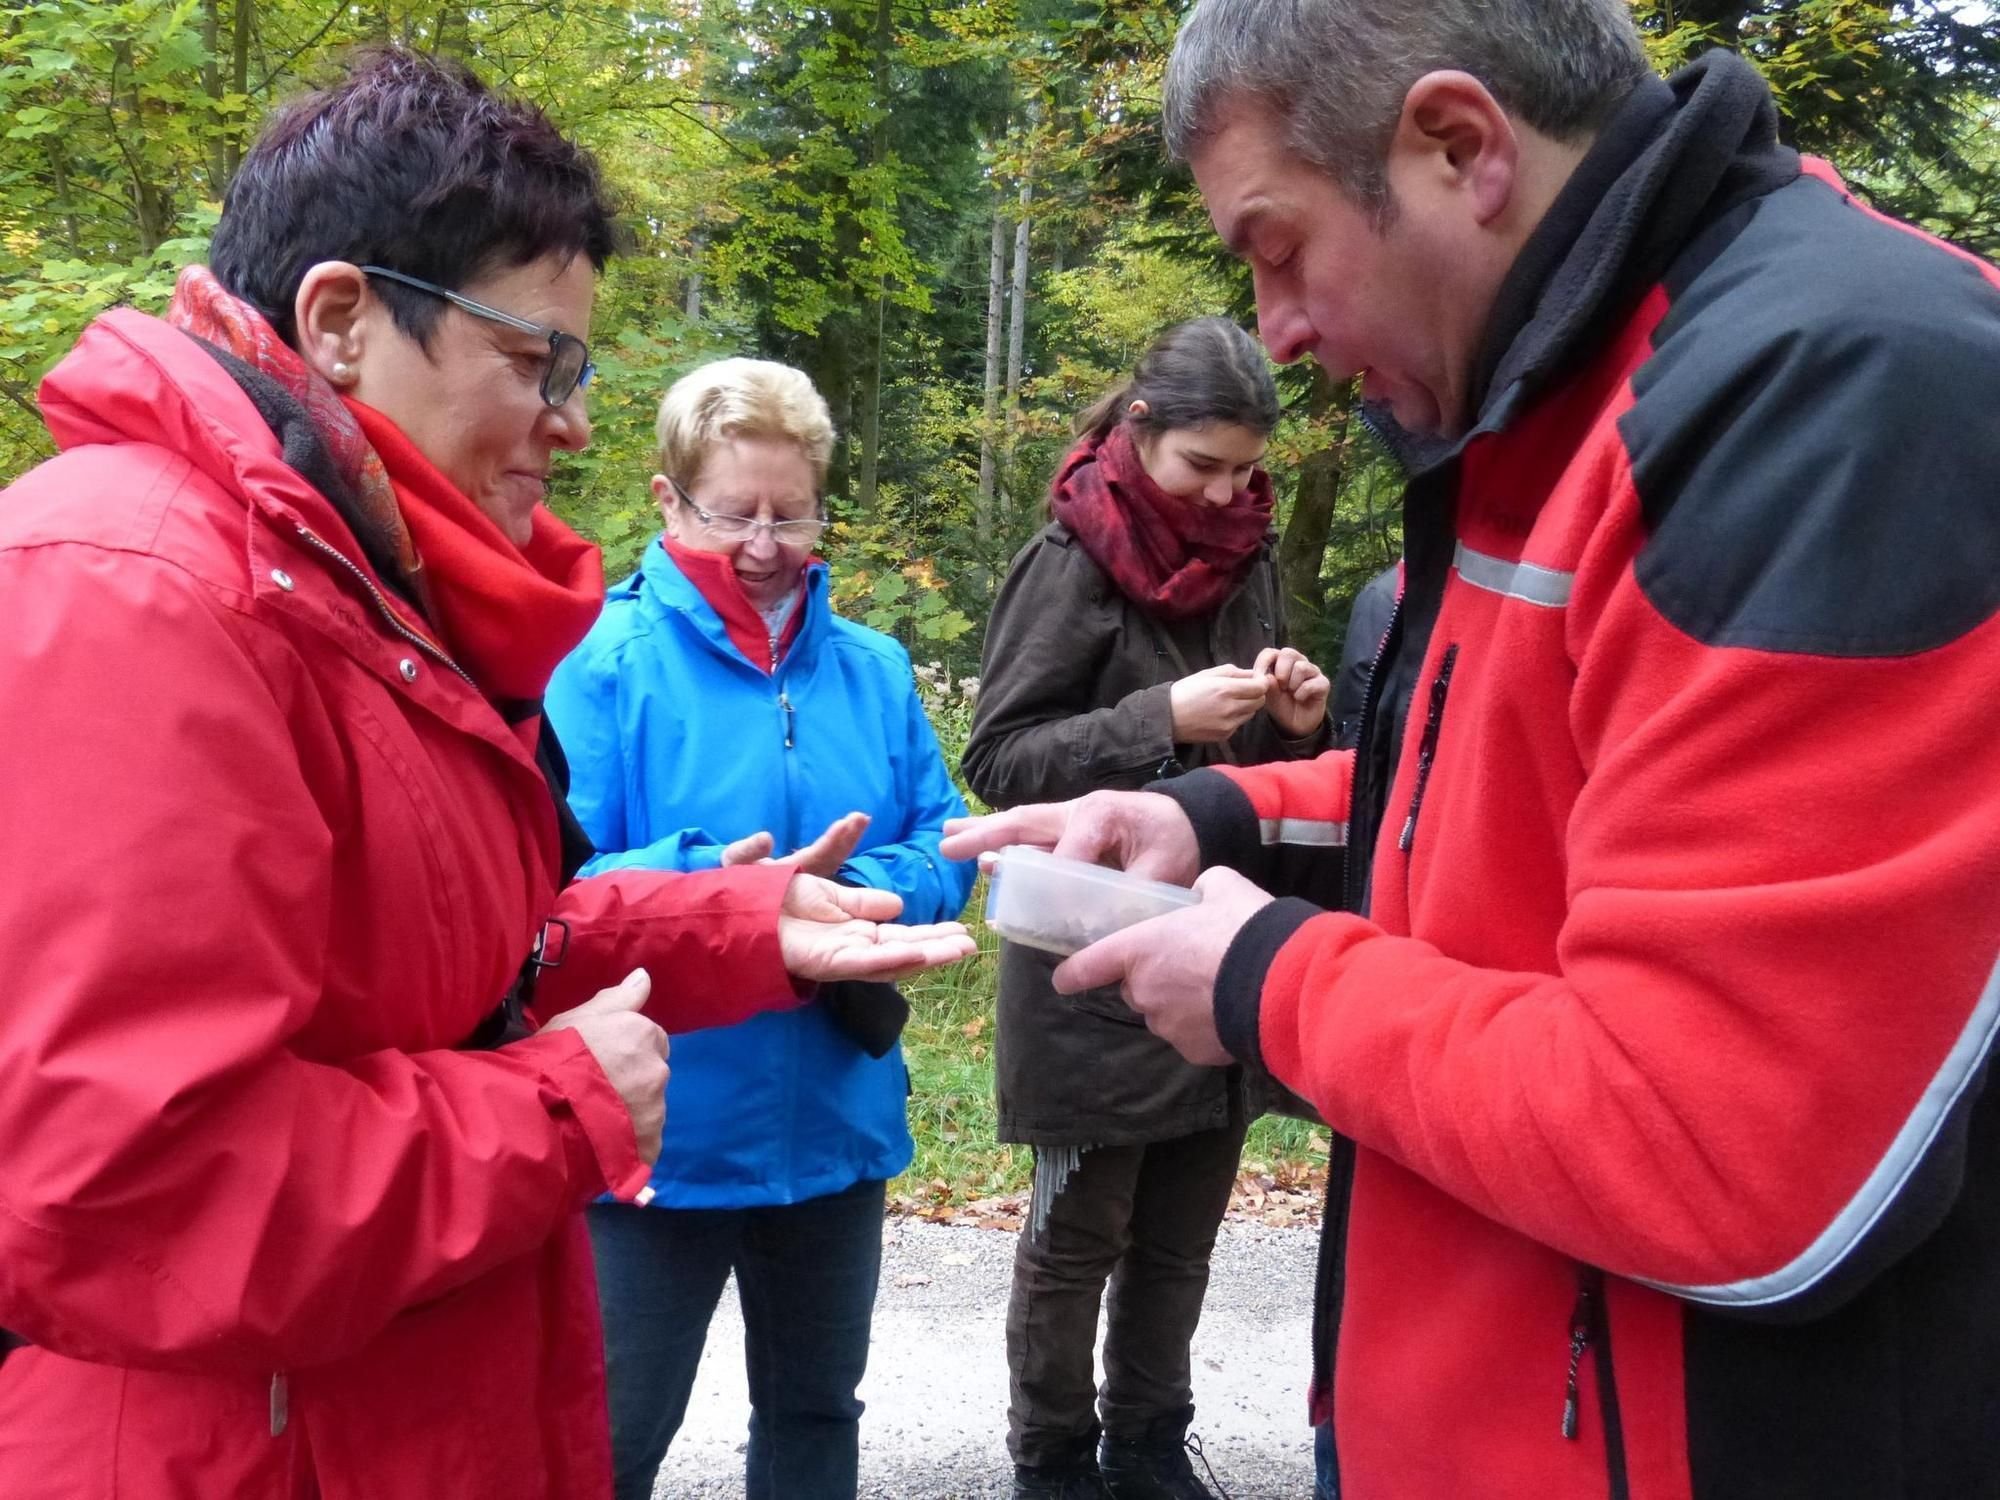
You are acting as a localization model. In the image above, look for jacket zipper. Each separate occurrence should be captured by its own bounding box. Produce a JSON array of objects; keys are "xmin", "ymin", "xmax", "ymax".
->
[
  {"xmin": 1341, "ymin": 596, "xmax": 1404, "ymax": 915},
  {"xmin": 771, "ymin": 632, "xmax": 795, "ymax": 750},
  {"xmin": 293, "ymin": 525, "xmax": 474, "ymax": 687},
  {"xmin": 1397, "ymin": 644, "xmax": 1459, "ymax": 854},
  {"xmin": 1560, "ymin": 1266, "xmax": 1631, "ymax": 1499},
  {"xmin": 1560, "ymin": 1278, "xmax": 1592, "ymax": 1440}
]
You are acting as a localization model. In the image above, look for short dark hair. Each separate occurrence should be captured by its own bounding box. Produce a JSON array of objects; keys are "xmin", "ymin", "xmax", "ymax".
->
[
  {"xmin": 1077, "ymin": 317, "xmax": 1280, "ymax": 442},
  {"xmin": 210, "ymin": 47, "xmax": 621, "ymax": 347}
]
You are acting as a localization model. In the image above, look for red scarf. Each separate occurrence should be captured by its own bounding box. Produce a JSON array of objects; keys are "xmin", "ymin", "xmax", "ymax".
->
[
  {"xmin": 166, "ymin": 265, "xmax": 602, "ymax": 704},
  {"xmin": 664, "ymin": 538, "xmax": 807, "ymax": 673},
  {"xmin": 348, "ymin": 400, "xmax": 604, "ymax": 703},
  {"xmin": 1048, "ymin": 421, "xmax": 1274, "ymax": 620}
]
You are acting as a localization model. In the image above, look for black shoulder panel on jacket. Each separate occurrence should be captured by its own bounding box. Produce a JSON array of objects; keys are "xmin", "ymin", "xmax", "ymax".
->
[{"xmin": 1621, "ymin": 175, "xmax": 2000, "ymax": 657}]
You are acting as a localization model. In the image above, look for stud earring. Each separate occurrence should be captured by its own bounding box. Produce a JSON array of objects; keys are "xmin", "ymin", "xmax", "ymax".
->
[{"xmin": 330, "ymin": 361, "xmax": 353, "ymax": 384}]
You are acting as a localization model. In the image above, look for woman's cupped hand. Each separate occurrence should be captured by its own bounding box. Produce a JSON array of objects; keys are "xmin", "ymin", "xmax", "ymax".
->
[{"xmin": 777, "ymin": 873, "xmax": 976, "ymax": 984}]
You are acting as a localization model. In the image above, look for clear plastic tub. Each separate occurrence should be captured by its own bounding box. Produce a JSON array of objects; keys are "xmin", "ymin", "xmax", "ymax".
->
[{"xmin": 983, "ymin": 845, "xmax": 1199, "ymax": 957}]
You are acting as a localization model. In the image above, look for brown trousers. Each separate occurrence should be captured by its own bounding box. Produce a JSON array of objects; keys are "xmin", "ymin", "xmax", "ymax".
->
[{"xmin": 1005, "ymin": 1121, "xmax": 1249, "ymax": 1468}]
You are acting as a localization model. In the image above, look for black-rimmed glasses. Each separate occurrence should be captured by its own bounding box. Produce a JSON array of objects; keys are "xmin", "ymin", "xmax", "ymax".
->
[
  {"xmin": 360, "ymin": 265, "xmax": 594, "ymax": 408},
  {"xmin": 667, "ymin": 477, "xmax": 827, "ymax": 546}
]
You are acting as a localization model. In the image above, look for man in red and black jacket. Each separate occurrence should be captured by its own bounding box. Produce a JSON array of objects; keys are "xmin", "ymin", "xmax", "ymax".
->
[{"xmin": 944, "ymin": 1, "xmax": 2000, "ymax": 1496}]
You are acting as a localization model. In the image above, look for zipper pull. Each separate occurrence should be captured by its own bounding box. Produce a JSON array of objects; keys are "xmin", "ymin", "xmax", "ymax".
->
[
  {"xmin": 270, "ymin": 1372, "xmax": 289, "ymax": 1437},
  {"xmin": 779, "ymin": 691, "xmax": 795, "ymax": 749},
  {"xmin": 1561, "ymin": 1282, "xmax": 1592, "ymax": 1440}
]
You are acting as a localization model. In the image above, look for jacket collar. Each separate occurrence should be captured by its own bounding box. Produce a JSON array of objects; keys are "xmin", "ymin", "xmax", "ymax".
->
[
  {"xmin": 1467, "ymin": 48, "xmax": 1798, "ymax": 437},
  {"xmin": 41, "ymin": 309, "xmax": 371, "ymax": 558},
  {"xmin": 627, "ymin": 538, "xmax": 831, "ymax": 673},
  {"xmin": 38, "ymin": 308, "xmax": 548, "ymax": 770}
]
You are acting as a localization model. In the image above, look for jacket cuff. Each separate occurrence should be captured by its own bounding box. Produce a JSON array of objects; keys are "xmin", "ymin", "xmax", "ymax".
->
[
  {"xmin": 1151, "ymin": 767, "xmax": 1262, "ymax": 878},
  {"xmin": 1278, "ymin": 713, "xmax": 1334, "ymax": 758},
  {"xmin": 1127, "ymin": 681, "xmax": 1180, "ymax": 778},
  {"xmin": 527, "ymin": 1027, "xmax": 653, "ymax": 1203},
  {"xmin": 1215, "ymin": 897, "xmax": 1319, "ymax": 1068}
]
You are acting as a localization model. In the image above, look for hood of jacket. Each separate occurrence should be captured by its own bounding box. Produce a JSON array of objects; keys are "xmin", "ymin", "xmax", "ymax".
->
[{"xmin": 41, "ymin": 312, "xmax": 371, "ymax": 564}]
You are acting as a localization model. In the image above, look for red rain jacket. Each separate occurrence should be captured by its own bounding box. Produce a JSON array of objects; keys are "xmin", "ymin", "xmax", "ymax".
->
[{"xmin": 0, "ymin": 308, "xmax": 802, "ymax": 1498}]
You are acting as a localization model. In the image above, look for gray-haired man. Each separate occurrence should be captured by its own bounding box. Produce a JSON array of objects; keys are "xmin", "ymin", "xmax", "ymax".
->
[{"xmin": 944, "ymin": 2, "xmax": 2000, "ymax": 1496}]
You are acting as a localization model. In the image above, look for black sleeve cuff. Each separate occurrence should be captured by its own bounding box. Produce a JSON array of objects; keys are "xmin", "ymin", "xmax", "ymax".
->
[
  {"xmin": 1214, "ymin": 897, "xmax": 1319, "ymax": 1068},
  {"xmin": 1151, "ymin": 767, "xmax": 1265, "ymax": 881}
]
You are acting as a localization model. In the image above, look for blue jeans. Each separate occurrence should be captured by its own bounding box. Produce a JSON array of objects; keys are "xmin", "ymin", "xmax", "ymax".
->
[
  {"xmin": 1315, "ymin": 1420, "xmax": 1338, "ymax": 1500},
  {"xmin": 588, "ymin": 1179, "xmax": 887, "ymax": 1500}
]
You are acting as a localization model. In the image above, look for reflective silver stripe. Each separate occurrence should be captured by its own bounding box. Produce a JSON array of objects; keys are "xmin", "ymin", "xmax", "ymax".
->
[
  {"xmin": 1453, "ymin": 542, "xmax": 1574, "ymax": 608},
  {"xmin": 1643, "ymin": 949, "xmax": 2000, "ymax": 1309},
  {"xmin": 1259, "ymin": 817, "xmax": 1348, "ymax": 848}
]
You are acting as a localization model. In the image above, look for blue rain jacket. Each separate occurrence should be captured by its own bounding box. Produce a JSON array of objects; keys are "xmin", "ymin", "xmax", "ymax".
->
[{"xmin": 545, "ymin": 540, "xmax": 974, "ymax": 1208}]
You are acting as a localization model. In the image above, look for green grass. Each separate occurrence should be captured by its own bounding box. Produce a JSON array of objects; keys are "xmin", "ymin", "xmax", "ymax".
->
[{"xmin": 894, "ymin": 879, "xmax": 1327, "ymax": 1206}]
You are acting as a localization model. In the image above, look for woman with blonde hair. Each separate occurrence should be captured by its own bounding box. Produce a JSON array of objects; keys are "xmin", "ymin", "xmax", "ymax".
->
[{"xmin": 547, "ymin": 357, "xmax": 975, "ymax": 1500}]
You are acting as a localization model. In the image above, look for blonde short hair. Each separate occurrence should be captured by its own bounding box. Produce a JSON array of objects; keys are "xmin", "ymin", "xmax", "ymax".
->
[{"xmin": 654, "ymin": 358, "xmax": 836, "ymax": 489}]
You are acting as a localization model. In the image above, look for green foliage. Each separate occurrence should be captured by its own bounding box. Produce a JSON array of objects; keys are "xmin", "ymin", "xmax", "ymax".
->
[{"xmin": 0, "ymin": 0, "xmax": 1990, "ymax": 661}]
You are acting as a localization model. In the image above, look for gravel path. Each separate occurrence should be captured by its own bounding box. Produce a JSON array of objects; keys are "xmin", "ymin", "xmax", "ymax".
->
[{"xmin": 651, "ymin": 1218, "xmax": 1319, "ymax": 1498}]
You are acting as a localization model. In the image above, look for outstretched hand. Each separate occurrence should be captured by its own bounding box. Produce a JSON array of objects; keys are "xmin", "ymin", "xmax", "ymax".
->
[
  {"xmin": 1050, "ymin": 865, "xmax": 1275, "ymax": 1065},
  {"xmin": 939, "ymin": 789, "xmax": 1201, "ymax": 886},
  {"xmin": 778, "ymin": 873, "xmax": 976, "ymax": 984}
]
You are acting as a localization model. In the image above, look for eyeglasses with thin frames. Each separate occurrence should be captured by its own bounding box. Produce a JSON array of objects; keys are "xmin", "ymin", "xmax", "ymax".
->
[
  {"xmin": 359, "ymin": 265, "xmax": 594, "ymax": 408},
  {"xmin": 667, "ymin": 476, "xmax": 827, "ymax": 547}
]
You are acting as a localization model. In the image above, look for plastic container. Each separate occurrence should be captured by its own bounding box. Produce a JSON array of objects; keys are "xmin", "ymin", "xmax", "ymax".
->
[{"xmin": 983, "ymin": 845, "xmax": 1199, "ymax": 957}]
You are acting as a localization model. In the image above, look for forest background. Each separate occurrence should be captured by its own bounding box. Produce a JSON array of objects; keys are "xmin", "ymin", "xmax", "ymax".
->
[{"xmin": 3, "ymin": 0, "xmax": 1996, "ymax": 1207}]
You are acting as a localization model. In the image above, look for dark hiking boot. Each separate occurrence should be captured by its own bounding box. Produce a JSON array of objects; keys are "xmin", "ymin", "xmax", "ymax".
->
[
  {"xmin": 1098, "ymin": 1410, "xmax": 1221, "ymax": 1500},
  {"xmin": 1012, "ymin": 1459, "xmax": 1113, "ymax": 1499}
]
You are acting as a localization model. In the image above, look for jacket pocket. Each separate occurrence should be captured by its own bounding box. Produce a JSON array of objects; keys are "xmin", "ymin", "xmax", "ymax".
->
[{"xmin": 1067, "ymin": 984, "xmax": 1149, "ymax": 1029}]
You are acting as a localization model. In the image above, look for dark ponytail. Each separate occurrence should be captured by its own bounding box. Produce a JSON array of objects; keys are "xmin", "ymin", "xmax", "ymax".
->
[{"xmin": 1074, "ymin": 317, "xmax": 1279, "ymax": 441}]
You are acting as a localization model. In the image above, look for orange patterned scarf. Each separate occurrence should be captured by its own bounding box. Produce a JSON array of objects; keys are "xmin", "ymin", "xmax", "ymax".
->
[{"xmin": 167, "ymin": 266, "xmax": 423, "ymax": 589}]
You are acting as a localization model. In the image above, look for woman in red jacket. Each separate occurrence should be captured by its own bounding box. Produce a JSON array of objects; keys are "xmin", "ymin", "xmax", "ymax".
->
[{"xmin": 0, "ymin": 49, "xmax": 969, "ymax": 1500}]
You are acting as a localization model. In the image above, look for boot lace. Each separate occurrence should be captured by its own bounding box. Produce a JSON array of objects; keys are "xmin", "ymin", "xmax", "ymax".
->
[{"xmin": 1183, "ymin": 1432, "xmax": 1232, "ymax": 1500}]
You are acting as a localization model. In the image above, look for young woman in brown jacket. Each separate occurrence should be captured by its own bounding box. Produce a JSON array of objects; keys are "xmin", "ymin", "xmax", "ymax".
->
[{"xmin": 962, "ymin": 318, "xmax": 1333, "ymax": 1500}]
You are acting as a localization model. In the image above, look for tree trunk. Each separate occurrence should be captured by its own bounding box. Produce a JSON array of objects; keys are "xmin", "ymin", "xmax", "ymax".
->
[
  {"xmin": 1277, "ymin": 368, "xmax": 1354, "ymax": 649},
  {"xmin": 225, "ymin": 0, "xmax": 253, "ymax": 180},
  {"xmin": 1005, "ymin": 176, "xmax": 1031, "ymax": 408},
  {"xmin": 110, "ymin": 41, "xmax": 171, "ymax": 253},
  {"xmin": 201, "ymin": 0, "xmax": 230, "ymax": 194},
  {"xmin": 975, "ymin": 200, "xmax": 1006, "ymax": 539},
  {"xmin": 435, "ymin": 4, "xmax": 471, "ymax": 55},
  {"xmin": 856, "ymin": 290, "xmax": 887, "ymax": 510},
  {"xmin": 46, "ymin": 140, "xmax": 79, "ymax": 256},
  {"xmin": 816, "ymin": 318, "xmax": 858, "ymax": 503},
  {"xmin": 854, "ymin": 0, "xmax": 894, "ymax": 512}
]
